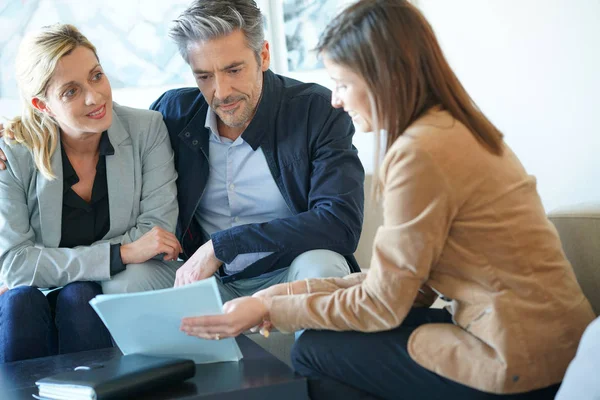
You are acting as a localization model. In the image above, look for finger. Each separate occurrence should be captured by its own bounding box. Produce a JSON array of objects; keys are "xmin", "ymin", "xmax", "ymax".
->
[
  {"xmin": 181, "ymin": 315, "xmax": 228, "ymax": 327},
  {"xmin": 184, "ymin": 332, "xmax": 216, "ymax": 340},
  {"xmin": 259, "ymin": 326, "xmax": 271, "ymax": 338},
  {"xmin": 0, "ymin": 149, "xmax": 6, "ymax": 161},
  {"xmin": 180, "ymin": 320, "xmax": 233, "ymax": 336},
  {"xmin": 158, "ymin": 243, "xmax": 179, "ymax": 261},
  {"xmin": 161, "ymin": 237, "xmax": 181, "ymax": 255},
  {"xmin": 185, "ymin": 270, "xmax": 202, "ymax": 285},
  {"xmin": 250, "ymin": 320, "xmax": 271, "ymax": 334},
  {"xmin": 162, "ymin": 247, "xmax": 179, "ymax": 262},
  {"xmin": 182, "ymin": 325, "xmax": 239, "ymax": 338},
  {"xmin": 160, "ymin": 233, "xmax": 183, "ymax": 255}
]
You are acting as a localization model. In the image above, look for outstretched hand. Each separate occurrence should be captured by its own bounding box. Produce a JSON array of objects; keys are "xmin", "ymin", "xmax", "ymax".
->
[{"xmin": 180, "ymin": 296, "xmax": 271, "ymax": 340}]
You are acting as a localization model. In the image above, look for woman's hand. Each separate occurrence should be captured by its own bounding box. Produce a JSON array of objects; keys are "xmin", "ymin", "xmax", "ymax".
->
[
  {"xmin": 180, "ymin": 296, "xmax": 271, "ymax": 340},
  {"xmin": 120, "ymin": 226, "xmax": 182, "ymax": 265}
]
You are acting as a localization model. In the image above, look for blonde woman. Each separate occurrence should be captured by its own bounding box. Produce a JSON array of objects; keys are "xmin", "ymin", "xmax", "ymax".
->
[
  {"xmin": 0, "ymin": 24, "xmax": 180, "ymax": 362},
  {"xmin": 179, "ymin": 1, "xmax": 595, "ymax": 399}
]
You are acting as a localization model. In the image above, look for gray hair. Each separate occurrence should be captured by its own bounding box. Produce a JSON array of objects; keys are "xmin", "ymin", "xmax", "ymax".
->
[{"xmin": 170, "ymin": 0, "xmax": 264, "ymax": 64}]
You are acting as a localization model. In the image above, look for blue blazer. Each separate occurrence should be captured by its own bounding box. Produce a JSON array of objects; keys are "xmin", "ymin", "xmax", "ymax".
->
[{"xmin": 151, "ymin": 70, "xmax": 364, "ymax": 282}]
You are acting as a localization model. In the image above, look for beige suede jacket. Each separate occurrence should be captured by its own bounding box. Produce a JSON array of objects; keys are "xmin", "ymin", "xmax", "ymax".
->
[{"xmin": 269, "ymin": 109, "xmax": 595, "ymax": 394}]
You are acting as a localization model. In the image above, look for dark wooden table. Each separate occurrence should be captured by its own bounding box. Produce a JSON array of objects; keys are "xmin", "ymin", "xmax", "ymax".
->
[{"xmin": 0, "ymin": 335, "xmax": 308, "ymax": 399}]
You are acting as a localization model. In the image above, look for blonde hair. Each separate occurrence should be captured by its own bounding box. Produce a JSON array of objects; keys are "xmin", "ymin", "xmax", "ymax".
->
[{"xmin": 5, "ymin": 24, "xmax": 98, "ymax": 180}]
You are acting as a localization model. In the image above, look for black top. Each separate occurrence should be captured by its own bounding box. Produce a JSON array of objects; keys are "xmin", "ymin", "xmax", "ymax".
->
[{"xmin": 59, "ymin": 132, "xmax": 125, "ymax": 276}]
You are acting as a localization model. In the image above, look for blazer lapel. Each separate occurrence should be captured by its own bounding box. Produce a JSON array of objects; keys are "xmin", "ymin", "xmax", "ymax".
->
[
  {"xmin": 104, "ymin": 110, "xmax": 135, "ymax": 239},
  {"xmin": 37, "ymin": 143, "xmax": 64, "ymax": 247}
]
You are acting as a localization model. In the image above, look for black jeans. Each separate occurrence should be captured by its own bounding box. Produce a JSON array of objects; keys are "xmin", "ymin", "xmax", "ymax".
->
[{"xmin": 291, "ymin": 308, "xmax": 560, "ymax": 400}]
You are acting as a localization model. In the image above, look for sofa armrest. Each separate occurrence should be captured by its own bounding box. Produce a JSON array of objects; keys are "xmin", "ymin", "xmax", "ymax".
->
[{"xmin": 548, "ymin": 202, "xmax": 600, "ymax": 315}]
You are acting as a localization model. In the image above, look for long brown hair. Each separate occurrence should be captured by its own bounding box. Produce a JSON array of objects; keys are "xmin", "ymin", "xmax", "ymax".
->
[
  {"xmin": 5, "ymin": 24, "xmax": 98, "ymax": 180},
  {"xmin": 316, "ymin": 0, "xmax": 503, "ymax": 191}
]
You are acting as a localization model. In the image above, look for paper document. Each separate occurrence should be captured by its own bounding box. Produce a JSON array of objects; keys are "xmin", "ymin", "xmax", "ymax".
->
[{"xmin": 90, "ymin": 277, "xmax": 243, "ymax": 364}]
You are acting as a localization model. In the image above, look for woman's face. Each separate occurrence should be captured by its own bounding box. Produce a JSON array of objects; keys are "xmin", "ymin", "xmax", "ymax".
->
[
  {"xmin": 324, "ymin": 56, "xmax": 372, "ymax": 132},
  {"xmin": 36, "ymin": 46, "xmax": 112, "ymax": 137}
]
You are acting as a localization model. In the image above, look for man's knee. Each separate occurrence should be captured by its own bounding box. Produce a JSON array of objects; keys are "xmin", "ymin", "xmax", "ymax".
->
[
  {"xmin": 288, "ymin": 250, "xmax": 350, "ymax": 280},
  {"xmin": 101, "ymin": 260, "xmax": 179, "ymax": 294}
]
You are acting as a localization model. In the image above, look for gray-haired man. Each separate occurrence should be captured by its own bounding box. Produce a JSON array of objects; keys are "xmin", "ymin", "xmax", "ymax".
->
[{"xmin": 153, "ymin": 0, "xmax": 364, "ymax": 301}]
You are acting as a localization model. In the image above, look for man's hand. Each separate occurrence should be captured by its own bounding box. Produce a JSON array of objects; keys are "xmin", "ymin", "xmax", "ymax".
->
[
  {"xmin": 174, "ymin": 240, "xmax": 222, "ymax": 287},
  {"xmin": 0, "ymin": 123, "xmax": 12, "ymax": 170},
  {"xmin": 0, "ymin": 284, "xmax": 8, "ymax": 296},
  {"xmin": 120, "ymin": 226, "xmax": 182, "ymax": 265}
]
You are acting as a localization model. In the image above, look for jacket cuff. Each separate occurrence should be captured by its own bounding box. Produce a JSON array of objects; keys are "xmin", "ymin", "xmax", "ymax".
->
[
  {"xmin": 211, "ymin": 230, "xmax": 238, "ymax": 264},
  {"xmin": 270, "ymin": 294, "xmax": 314, "ymax": 333},
  {"xmin": 109, "ymin": 244, "xmax": 126, "ymax": 276}
]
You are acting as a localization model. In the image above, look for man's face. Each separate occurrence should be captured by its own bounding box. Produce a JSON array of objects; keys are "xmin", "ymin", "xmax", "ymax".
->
[{"xmin": 187, "ymin": 30, "xmax": 270, "ymax": 133}]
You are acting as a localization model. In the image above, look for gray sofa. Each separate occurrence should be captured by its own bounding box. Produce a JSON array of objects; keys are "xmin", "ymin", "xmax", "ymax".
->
[{"xmin": 548, "ymin": 202, "xmax": 600, "ymax": 314}]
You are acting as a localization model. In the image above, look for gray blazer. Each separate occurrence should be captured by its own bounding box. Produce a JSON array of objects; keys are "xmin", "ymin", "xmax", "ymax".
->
[{"xmin": 0, "ymin": 103, "xmax": 178, "ymax": 289}]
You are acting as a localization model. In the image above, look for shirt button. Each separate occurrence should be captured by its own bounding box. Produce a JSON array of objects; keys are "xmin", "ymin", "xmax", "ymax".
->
[
  {"xmin": 192, "ymin": 140, "xmax": 198, "ymax": 145},
  {"xmin": 234, "ymin": 216, "xmax": 240, "ymax": 222},
  {"xmin": 229, "ymin": 183, "xmax": 235, "ymax": 190},
  {"xmin": 184, "ymin": 132, "xmax": 191, "ymax": 137}
]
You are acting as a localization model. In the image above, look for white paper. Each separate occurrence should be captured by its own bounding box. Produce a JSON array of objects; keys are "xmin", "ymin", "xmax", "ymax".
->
[{"xmin": 89, "ymin": 277, "xmax": 243, "ymax": 364}]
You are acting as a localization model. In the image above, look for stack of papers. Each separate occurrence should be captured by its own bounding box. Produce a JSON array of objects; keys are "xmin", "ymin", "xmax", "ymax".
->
[{"xmin": 89, "ymin": 277, "xmax": 242, "ymax": 364}]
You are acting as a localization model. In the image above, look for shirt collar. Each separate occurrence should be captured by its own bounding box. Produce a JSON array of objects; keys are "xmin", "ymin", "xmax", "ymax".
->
[
  {"xmin": 204, "ymin": 106, "xmax": 223, "ymax": 143},
  {"xmin": 204, "ymin": 106, "xmax": 247, "ymax": 146},
  {"xmin": 61, "ymin": 131, "xmax": 114, "ymax": 187},
  {"xmin": 98, "ymin": 130, "xmax": 115, "ymax": 156}
]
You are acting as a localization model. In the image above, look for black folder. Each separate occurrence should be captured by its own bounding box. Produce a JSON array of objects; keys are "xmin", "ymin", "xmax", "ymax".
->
[{"xmin": 35, "ymin": 354, "xmax": 196, "ymax": 400}]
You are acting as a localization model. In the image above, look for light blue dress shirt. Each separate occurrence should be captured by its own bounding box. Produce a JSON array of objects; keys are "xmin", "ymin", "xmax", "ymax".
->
[{"xmin": 194, "ymin": 108, "xmax": 294, "ymax": 275}]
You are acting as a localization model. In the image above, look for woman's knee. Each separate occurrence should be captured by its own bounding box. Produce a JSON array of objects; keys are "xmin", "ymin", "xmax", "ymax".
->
[
  {"xmin": 56, "ymin": 282, "xmax": 102, "ymax": 310},
  {"xmin": 0, "ymin": 286, "xmax": 49, "ymax": 317},
  {"xmin": 291, "ymin": 331, "xmax": 331, "ymax": 378},
  {"xmin": 0, "ymin": 287, "xmax": 54, "ymax": 362}
]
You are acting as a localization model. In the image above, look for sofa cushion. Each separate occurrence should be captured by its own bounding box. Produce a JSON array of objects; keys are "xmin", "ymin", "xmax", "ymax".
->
[{"xmin": 548, "ymin": 202, "xmax": 600, "ymax": 315}]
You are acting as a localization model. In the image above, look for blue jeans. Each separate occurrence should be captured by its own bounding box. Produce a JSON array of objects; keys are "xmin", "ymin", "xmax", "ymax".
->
[
  {"xmin": 0, "ymin": 282, "xmax": 113, "ymax": 363},
  {"xmin": 292, "ymin": 308, "xmax": 560, "ymax": 400},
  {"xmin": 217, "ymin": 249, "xmax": 351, "ymax": 302}
]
